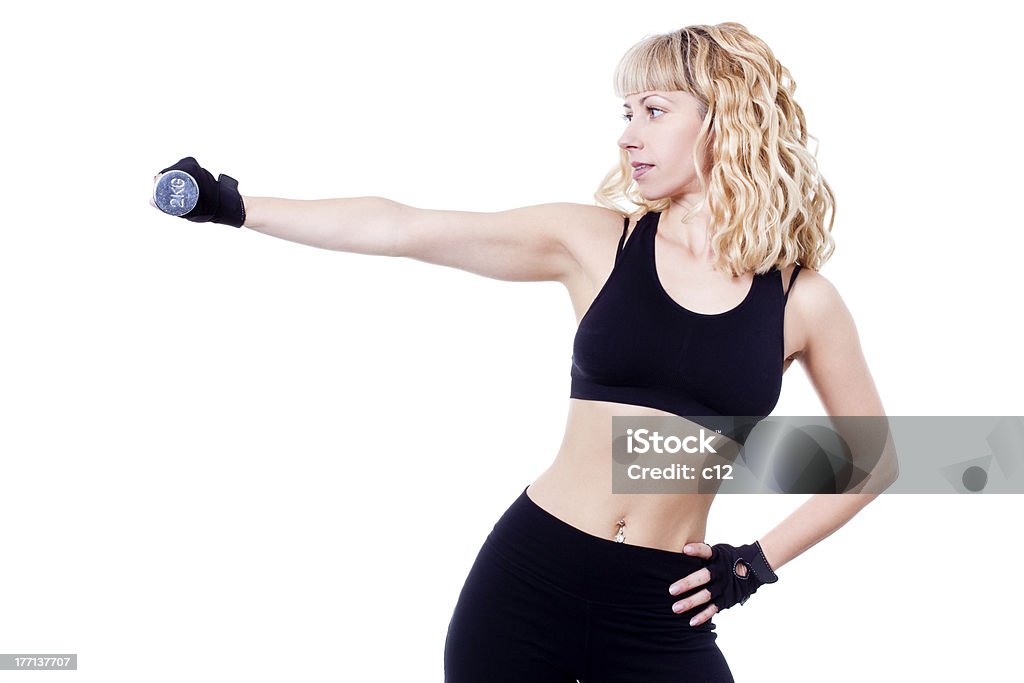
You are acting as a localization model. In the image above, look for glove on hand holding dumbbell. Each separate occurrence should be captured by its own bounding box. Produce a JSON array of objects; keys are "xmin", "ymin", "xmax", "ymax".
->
[{"xmin": 151, "ymin": 156, "xmax": 246, "ymax": 228}]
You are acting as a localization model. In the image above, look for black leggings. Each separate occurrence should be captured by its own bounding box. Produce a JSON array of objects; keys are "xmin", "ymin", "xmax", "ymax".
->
[{"xmin": 444, "ymin": 485, "xmax": 735, "ymax": 682}]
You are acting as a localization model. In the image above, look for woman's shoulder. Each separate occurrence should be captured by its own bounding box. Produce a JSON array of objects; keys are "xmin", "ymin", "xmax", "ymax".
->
[
  {"xmin": 558, "ymin": 203, "xmax": 638, "ymax": 229},
  {"xmin": 556, "ymin": 204, "xmax": 643, "ymax": 264},
  {"xmin": 780, "ymin": 264, "xmax": 848, "ymax": 323}
]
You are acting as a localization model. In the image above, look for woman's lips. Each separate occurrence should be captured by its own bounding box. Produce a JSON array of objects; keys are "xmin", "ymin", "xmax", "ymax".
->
[{"xmin": 632, "ymin": 164, "xmax": 653, "ymax": 179}]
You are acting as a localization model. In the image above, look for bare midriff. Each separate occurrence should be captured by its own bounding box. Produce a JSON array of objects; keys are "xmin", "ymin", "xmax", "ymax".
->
[{"xmin": 526, "ymin": 397, "xmax": 717, "ymax": 554}]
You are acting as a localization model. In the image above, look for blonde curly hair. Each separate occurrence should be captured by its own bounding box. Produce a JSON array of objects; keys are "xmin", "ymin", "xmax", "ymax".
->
[{"xmin": 594, "ymin": 22, "xmax": 836, "ymax": 276}]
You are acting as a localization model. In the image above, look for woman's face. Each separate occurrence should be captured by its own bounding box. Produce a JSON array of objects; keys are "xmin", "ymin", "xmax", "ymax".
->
[{"xmin": 618, "ymin": 90, "xmax": 711, "ymax": 201}]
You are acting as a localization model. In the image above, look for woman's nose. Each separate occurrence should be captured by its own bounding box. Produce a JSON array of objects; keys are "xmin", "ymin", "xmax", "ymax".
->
[
  {"xmin": 618, "ymin": 137, "xmax": 640, "ymax": 153},
  {"xmin": 618, "ymin": 126, "xmax": 642, "ymax": 150}
]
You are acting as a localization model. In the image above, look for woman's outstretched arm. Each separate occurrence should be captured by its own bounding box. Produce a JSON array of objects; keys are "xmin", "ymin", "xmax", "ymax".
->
[
  {"xmin": 152, "ymin": 158, "xmax": 611, "ymax": 285},
  {"xmin": 242, "ymin": 196, "xmax": 406, "ymax": 257},
  {"xmin": 243, "ymin": 195, "xmax": 602, "ymax": 285}
]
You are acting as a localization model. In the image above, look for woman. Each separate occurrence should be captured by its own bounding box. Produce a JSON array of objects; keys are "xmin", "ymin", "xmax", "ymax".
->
[{"xmin": 151, "ymin": 21, "xmax": 893, "ymax": 683}]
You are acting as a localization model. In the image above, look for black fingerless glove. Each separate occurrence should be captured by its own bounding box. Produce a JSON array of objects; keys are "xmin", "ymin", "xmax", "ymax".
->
[
  {"xmin": 158, "ymin": 156, "xmax": 246, "ymax": 228},
  {"xmin": 705, "ymin": 541, "xmax": 779, "ymax": 611}
]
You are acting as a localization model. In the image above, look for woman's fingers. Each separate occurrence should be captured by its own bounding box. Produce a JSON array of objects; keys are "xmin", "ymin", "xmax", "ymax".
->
[
  {"xmin": 671, "ymin": 587, "xmax": 713, "ymax": 614},
  {"xmin": 688, "ymin": 601, "xmax": 719, "ymax": 627},
  {"xmin": 672, "ymin": 543, "xmax": 718, "ymax": 619},
  {"xmin": 682, "ymin": 542, "xmax": 713, "ymax": 559},
  {"xmin": 669, "ymin": 566, "xmax": 712, "ymax": 596}
]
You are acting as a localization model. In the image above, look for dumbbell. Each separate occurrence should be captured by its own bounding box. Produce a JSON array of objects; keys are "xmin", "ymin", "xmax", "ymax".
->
[
  {"xmin": 152, "ymin": 169, "xmax": 199, "ymax": 216},
  {"xmin": 149, "ymin": 157, "xmax": 246, "ymax": 227}
]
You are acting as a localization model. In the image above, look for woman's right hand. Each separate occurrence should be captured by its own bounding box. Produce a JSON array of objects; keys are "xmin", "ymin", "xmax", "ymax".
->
[{"xmin": 150, "ymin": 156, "xmax": 247, "ymax": 228}]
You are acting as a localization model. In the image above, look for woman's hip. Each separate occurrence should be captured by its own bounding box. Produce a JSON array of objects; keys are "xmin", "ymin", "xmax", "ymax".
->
[{"xmin": 479, "ymin": 484, "xmax": 716, "ymax": 629}]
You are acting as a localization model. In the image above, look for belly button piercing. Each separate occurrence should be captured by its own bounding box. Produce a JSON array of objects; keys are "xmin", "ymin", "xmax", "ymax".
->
[{"xmin": 614, "ymin": 519, "xmax": 626, "ymax": 543}]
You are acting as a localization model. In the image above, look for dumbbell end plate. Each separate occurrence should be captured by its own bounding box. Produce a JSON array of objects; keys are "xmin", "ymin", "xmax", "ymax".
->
[{"xmin": 153, "ymin": 170, "xmax": 199, "ymax": 216}]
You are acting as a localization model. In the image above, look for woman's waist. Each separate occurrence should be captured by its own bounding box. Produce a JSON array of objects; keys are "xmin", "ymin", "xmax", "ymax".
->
[
  {"xmin": 480, "ymin": 483, "xmax": 713, "ymax": 612},
  {"xmin": 527, "ymin": 460, "xmax": 713, "ymax": 554}
]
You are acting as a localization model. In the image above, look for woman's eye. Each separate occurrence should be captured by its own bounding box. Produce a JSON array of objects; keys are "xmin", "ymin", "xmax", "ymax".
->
[{"xmin": 621, "ymin": 107, "xmax": 663, "ymax": 123}]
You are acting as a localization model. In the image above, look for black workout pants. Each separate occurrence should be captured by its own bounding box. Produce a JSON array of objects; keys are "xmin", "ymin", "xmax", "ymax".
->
[{"xmin": 444, "ymin": 485, "xmax": 735, "ymax": 682}]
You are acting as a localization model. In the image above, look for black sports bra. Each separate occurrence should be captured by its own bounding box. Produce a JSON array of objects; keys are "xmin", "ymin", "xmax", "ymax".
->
[{"xmin": 569, "ymin": 210, "xmax": 801, "ymax": 422}]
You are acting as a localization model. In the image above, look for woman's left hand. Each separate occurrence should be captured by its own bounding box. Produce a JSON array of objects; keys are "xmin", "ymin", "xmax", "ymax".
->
[
  {"xmin": 669, "ymin": 542, "xmax": 739, "ymax": 626},
  {"xmin": 670, "ymin": 540, "xmax": 778, "ymax": 626}
]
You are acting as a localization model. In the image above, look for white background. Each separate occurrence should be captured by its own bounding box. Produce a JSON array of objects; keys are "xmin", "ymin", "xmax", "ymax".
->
[{"xmin": 2, "ymin": 1, "xmax": 1021, "ymax": 681}]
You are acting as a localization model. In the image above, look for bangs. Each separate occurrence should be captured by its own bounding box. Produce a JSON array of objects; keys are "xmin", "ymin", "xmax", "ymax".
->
[{"xmin": 612, "ymin": 33, "xmax": 697, "ymax": 100}]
